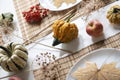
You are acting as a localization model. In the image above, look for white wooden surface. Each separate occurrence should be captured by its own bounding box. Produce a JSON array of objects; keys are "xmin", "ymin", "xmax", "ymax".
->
[{"xmin": 0, "ymin": 0, "xmax": 120, "ymax": 80}]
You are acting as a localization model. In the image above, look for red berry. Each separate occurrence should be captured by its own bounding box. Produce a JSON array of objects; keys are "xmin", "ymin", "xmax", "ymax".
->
[{"xmin": 22, "ymin": 4, "xmax": 49, "ymax": 23}]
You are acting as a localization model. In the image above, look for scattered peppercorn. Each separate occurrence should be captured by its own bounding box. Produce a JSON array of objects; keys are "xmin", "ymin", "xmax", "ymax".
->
[{"xmin": 34, "ymin": 52, "xmax": 61, "ymax": 80}]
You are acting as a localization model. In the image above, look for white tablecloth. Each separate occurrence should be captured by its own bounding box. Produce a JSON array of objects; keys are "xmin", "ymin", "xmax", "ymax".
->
[{"xmin": 0, "ymin": 0, "xmax": 120, "ymax": 80}]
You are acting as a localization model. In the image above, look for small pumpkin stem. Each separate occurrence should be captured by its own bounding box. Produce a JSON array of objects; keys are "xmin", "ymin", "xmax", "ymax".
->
[
  {"xmin": 52, "ymin": 38, "xmax": 61, "ymax": 46},
  {"xmin": 113, "ymin": 8, "xmax": 120, "ymax": 13},
  {"xmin": 1, "ymin": 14, "xmax": 5, "ymax": 19},
  {"xmin": 0, "ymin": 46, "xmax": 12, "ymax": 57},
  {"xmin": 65, "ymin": 13, "xmax": 75, "ymax": 22}
]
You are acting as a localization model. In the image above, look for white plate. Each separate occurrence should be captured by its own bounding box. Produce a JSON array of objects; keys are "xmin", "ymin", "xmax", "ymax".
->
[
  {"xmin": 39, "ymin": 0, "xmax": 82, "ymax": 11},
  {"xmin": 66, "ymin": 48, "xmax": 120, "ymax": 80}
]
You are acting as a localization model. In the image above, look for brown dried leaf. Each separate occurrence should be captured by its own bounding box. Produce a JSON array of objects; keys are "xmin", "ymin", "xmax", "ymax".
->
[
  {"xmin": 72, "ymin": 62, "xmax": 98, "ymax": 80},
  {"xmin": 72, "ymin": 62, "xmax": 120, "ymax": 80}
]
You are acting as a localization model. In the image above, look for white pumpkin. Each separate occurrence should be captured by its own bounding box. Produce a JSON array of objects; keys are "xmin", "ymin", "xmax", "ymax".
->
[{"xmin": 0, "ymin": 43, "xmax": 28, "ymax": 72}]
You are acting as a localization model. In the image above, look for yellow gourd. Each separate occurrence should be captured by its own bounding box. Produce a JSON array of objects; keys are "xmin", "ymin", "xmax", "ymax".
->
[
  {"xmin": 106, "ymin": 5, "xmax": 120, "ymax": 24},
  {"xmin": 52, "ymin": 19, "xmax": 78, "ymax": 46}
]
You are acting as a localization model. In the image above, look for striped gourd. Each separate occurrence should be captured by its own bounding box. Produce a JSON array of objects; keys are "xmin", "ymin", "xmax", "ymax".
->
[
  {"xmin": 0, "ymin": 43, "xmax": 28, "ymax": 72},
  {"xmin": 107, "ymin": 5, "xmax": 120, "ymax": 24}
]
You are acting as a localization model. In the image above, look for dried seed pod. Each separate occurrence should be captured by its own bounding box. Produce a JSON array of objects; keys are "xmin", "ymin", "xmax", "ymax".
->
[{"xmin": 0, "ymin": 13, "xmax": 13, "ymax": 27}]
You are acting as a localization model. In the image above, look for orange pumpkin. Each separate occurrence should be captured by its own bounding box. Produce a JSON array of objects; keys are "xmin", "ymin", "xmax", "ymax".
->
[{"xmin": 52, "ymin": 20, "xmax": 78, "ymax": 46}]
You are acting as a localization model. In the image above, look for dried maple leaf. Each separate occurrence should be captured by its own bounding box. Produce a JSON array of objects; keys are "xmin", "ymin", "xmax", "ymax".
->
[
  {"xmin": 99, "ymin": 62, "xmax": 120, "ymax": 80},
  {"xmin": 72, "ymin": 62, "xmax": 120, "ymax": 80}
]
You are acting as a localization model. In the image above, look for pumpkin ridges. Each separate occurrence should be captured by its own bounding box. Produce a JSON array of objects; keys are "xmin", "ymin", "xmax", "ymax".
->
[
  {"xmin": 59, "ymin": 23, "xmax": 70, "ymax": 42},
  {"xmin": 107, "ymin": 14, "xmax": 113, "ymax": 23},
  {"xmin": 67, "ymin": 29, "xmax": 74, "ymax": 41},
  {"xmin": 0, "ymin": 55, "xmax": 5, "ymax": 66},
  {"xmin": 69, "ymin": 23, "xmax": 78, "ymax": 40},
  {"xmin": 6, "ymin": 65, "xmax": 11, "ymax": 72},
  {"xmin": 57, "ymin": 26, "xmax": 63, "ymax": 41},
  {"xmin": 11, "ymin": 59, "xmax": 23, "ymax": 70},
  {"xmin": 107, "ymin": 5, "xmax": 120, "ymax": 24},
  {"xmin": 11, "ymin": 55, "xmax": 26, "ymax": 68},
  {"xmin": 110, "ymin": 15, "xmax": 115, "ymax": 23},
  {"xmin": 16, "ymin": 49, "xmax": 28, "ymax": 55},
  {"xmin": 56, "ymin": 20, "xmax": 64, "ymax": 38},
  {"xmin": 0, "ymin": 46, "xmax": 12, "ymax": 57},
  {"xmin": 52, "ymin": 21, "xmax": 58, "ymax": 38},
  {"xmin": 0, "ymin": 57, "xmax": 10, "ymax": 72},
  {"xmin": 7, "ymin": 59, "xmax": 19, "ymax": 72},
  {"xmin": 5, "ymin": 44, "xmax": 12, "ymax": 53},
  {"xmin": 18, "ymin": 56, "xmax": 27, "ymax": 62},
  {"xmin": 64, "ymin": 24, "xmax": 72, "ymax": 42},
  {"xmin": 0, "ymin": 53, "xmax": 5, "ymax": 58},
  {"xmin": 62, "ymin": 24, "xmax": 72, "ymax": 42},
  {"xmin": 111, "ymin": 14, "xmax": 116, "ymax": 23},
  {"xmin": 14, "ymin": 45, "xmax": 28, "ymax": 55},
  {"xmin": 64, "ymin": 23, "xmax": 78, "ymax": 42},
  {"xmin": 14, "ymin": 50, "xmax": 28, "ymax": 61},
  {"xmin": 59, "ymin": 23, "xmax": 78, "ymax": 43},
  {"xmin": 52, "ymin": 20, "xmax": 64, "ymax": 38},
  {"xmin": 0, "ymin": 49, "xmax": 6, "ymax": 55},
  {"xmin": 116, "ymin": 14, "xmax": 120, "ymax": 23},
  {"xmin": 11, "ymin": 43, "xmax": 17, "ymax": 52}
]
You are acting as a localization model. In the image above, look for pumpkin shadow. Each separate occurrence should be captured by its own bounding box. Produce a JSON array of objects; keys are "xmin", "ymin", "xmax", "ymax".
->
[
  {"xmin": 61, "ymin": 36, "xmax": 81, "ymax": 54},
  {"xmin": 7, "ymin": 70, "xmax": 32, "ymax": 80},
  {"xmin": 7, "ymin": 63, "xmax": 33, "ymax": 80},
  {"xmin": 16, "ymin": 71, "xmax": 33, "ymax": 80},
  {"xmin": 110, "ymin": 23, "xmax": 120, "ymax": 29}
]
